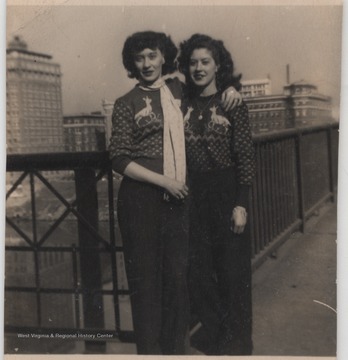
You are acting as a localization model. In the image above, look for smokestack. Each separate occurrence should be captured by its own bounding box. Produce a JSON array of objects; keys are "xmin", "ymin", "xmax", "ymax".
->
[{"xmin": 286, "ymin": 64, "xmax": 290, "ymax": 84}]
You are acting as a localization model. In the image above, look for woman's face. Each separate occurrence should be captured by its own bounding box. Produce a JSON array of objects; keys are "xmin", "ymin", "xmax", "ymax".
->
[
  {"xmin": 189, "ymin": 48, "xmax": 218, "ymax": 89},
  {"xmin": 134, "ymin": 48, "xmax": 165, "ymax": 84}
]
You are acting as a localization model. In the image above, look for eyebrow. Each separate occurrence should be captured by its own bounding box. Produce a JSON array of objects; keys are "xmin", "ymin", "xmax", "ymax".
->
[
  {"xmin": 190, "ymin": 57, "xmax": 211, "ymax": 61},
  {"xmin": 135, "ymin": 50, "xmax": 158, "ymax": 57}
]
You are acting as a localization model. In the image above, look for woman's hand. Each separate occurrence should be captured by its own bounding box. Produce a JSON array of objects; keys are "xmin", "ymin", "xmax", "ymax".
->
[
  {"xmin": 162, "ymin": 177, "xmax": 189, "ymax": 200},
  {"xmin": 231, "ymin": 206, "xmax": 247, "ymax": 234},
  {"xmin": 221, "ymin": 86, "xmax": 242, "ymax": 111},
  {"xmin": 123, "ymin": 162, "xmax": 189, "ymax": 199},
  {"xmin": 122, "ymin": 162, "xmax": 188, "ymax": 200}
]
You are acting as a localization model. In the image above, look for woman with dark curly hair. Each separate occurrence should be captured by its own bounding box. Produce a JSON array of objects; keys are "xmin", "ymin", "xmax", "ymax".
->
[
  {"xmin": 109, "ymin": 31, "xmax": 241, "ymax": 355},
  {"xmin": 178, "ymin": 34, "xmax": 256, "ymax": 355}
]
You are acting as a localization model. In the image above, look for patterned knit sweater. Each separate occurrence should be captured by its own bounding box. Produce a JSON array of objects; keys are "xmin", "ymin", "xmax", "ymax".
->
[
  {"xmin": 109, "ymin": 77, "xmax": 183, "ymax": 175},
  {"xmin": 183, "ymin": 94, "xmax": 255, "ymax": 207}
]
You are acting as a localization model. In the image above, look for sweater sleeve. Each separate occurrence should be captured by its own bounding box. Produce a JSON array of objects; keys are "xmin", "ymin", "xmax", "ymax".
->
[
  {"xmin": 231, "ymin": 102, "xmax": 256, "ymax": 208},
  {"xmin": 108, "ymin": 99, "xmax": 135, "ymax": 175}
]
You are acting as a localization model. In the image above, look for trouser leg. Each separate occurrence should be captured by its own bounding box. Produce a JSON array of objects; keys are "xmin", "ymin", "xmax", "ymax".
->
[
  {"xmin": 210, "ymin": 177, "xmax": 252, "ymax": 355},
  {"xmin": 117, "ymin": 179, "xmax": 190, "ymax": 355},
  {"xmin": 189, "ymin": 168, "xmax": 253, "ymax": 355},
  {"xmin": 214, "ymin": 229, "xmax": 252, "ymax": 355},
  {"xmin": 117, "ymin": 180, "xmax": 163, "ymax": 354},
  {"xmin": 160, "ymin": 201, "xmax": 190, "ymax": 355},
  {"xmin": 188, "ymin": 194, "xmax": 224, "ymax": 354}
]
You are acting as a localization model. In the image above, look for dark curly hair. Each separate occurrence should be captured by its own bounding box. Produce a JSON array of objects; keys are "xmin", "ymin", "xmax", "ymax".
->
[
  {"xmin": 177, "ymin": 34, "xmax": 242, "ymax": 96},
  {"xmin": 122, "ymin": 31, "xmax": 178, "ymax": 79}
]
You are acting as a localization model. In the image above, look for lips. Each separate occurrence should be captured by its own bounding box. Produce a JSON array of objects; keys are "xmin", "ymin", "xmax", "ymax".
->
[
  {"xmin": 194, "ymin": 73, "xmax": 205, "ymax": 80},
  {"xmin": 142, "ymin": 70, "xmax": 154, "ymax": 77}
]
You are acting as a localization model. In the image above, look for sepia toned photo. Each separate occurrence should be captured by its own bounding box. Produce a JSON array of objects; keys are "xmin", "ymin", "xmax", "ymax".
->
[{"xmin": 4, "ymin": 1, "xmax": 343, "ymax": 359}]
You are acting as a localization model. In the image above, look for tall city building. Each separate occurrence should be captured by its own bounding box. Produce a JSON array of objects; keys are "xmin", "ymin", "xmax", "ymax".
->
[
  {"xmin": 6, "ymin": 36, "xmax": 64, "ymax": 154},
  {"xmin": 245, "ymin": 94, "xmax": 293, "ymax": 133},
  {"xmin": 63, "ymin": 112, "xmax": 106, "ymax": 152}
]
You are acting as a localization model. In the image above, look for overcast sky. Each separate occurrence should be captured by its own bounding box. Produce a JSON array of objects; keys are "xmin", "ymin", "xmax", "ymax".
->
[{"xmin": 6, "ymin": 4, "xmax": 343, "ymax": 117}]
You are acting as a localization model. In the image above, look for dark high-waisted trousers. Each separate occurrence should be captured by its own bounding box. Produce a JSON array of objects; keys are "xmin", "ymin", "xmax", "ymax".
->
[
  {"xmin": 188, "ymin": 167, "xmax": 252, "ymax": 355},
  {"xmin": 117, "ymin": 177, "xmax": 190, "ymax": 355}
]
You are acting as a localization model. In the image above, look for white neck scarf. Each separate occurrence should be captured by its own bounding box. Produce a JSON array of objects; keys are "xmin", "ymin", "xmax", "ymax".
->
[{"xmin": 139, "ymin": 79, "xmax": 186, "ymax": 183}]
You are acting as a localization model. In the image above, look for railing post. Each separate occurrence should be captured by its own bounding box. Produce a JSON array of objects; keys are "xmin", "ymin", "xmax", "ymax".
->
[
  {"xmin": 295, "ymin": 133, "xmax": 305, "ymax": 232},
  {"xmin": 30, "ymin": 172, "xmax": 42, "ymax": 327},
  {"xmin": 74, "ymin": 168, "xmax": 105, "ymax": 353}
]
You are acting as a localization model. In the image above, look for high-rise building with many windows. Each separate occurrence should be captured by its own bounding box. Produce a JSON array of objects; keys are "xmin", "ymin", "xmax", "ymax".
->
[
  {"xmin": 6, "ymin": 36, "xmax": 64, "ymax": 154},
  {"xmin": 241, "ymin": 78, "xmax": 333, "ymax": 133}
]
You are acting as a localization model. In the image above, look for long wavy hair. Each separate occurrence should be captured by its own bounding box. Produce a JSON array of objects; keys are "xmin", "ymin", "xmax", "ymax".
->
[
  {"xmin": 177, "ymin": 33, "xmax": 242, "ymax": 97},
  {"xmin": 122, "ymin": 31, "xmax": 178, "ymax": 79}
]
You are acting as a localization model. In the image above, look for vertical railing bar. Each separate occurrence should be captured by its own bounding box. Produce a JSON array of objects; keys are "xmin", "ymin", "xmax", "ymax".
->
[
  {"xmin": 30, "ymin": 172, "xmax": 41, "ymax": 326},
  {"xmin": 276, "ymin": 141, "xmax": 283, "ymax": 233},
  {"xmin": 278, "ymin": 141, "xmax": 285, "ymax": 233},
  {"xmin": 72, "ymin": 244, "xmax": 81, "ymax": 329},
  {"xmin": 295, "ymin": 134, "xmax": 305, "ymax": 232},
  {"xmin": 256, "ymin": 144, "xmax": 265, "ymax": 251},
  {"xmin": 270, "ymin": 143, "xmax": 277, "ymax": 240},
  {"xmin": 273, "ymin": 142, "xmax": 281, "ymax": 236},
  {"xmin": 252, "ymin": 147, "xmax": 259, "ymax": 256},
  {"xmin": 277, "ymin": 141, "xmax": 284, "ymax": 234},
  {"xmin": 107, "ymin": 168, "xmax": 121, "ymax": 334},
  {"xmin": 279, "ymin": 140, "xmax": 286, "ymax": 229},
  {"xmin": 262, "ymin": 144, "xmax": 267, "ymax": 247},
  {"xmin": 264, "ymin": 143, "xmax": 272, "ymax": 246},
  {"xmin": 263, "ymin": 144, "xmax": 270, "ymax": 247},
  {"xmin": 269, "ymin": 143, "xmax": 275, "ymax": 242},
  {"xmin": 285, "ymin": 138, "xmax": 293, "ymax": 228},
  {"xmin": 288, "ymin": 138, "xmax": 296, "ymax": 226},
  {"xmin": 261, "ymin": 144, "xmax": 268, "ymax": 249},
  {"xmin": 29, "ymin": 172, "xmax": 38, "ymax": 244},
  {"xmin": 292, "ymin": 137, "xmax": 299, "ymax": 223},
  {"xmin": 74, "ymin": 168, "xmax": 105, "ymax": 352}
]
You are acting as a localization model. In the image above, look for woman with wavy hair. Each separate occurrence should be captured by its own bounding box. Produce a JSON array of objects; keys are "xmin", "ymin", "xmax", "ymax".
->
[
  {"xmin": 109, "ymin": 31, "xmax": 241, "ymax": 355},
  {"xmin": 178, "ymin": 34, "xmax": 255, "ymax": 355}
]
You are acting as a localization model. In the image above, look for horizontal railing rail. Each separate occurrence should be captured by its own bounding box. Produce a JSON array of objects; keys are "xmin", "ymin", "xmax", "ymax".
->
[{"xmin": 4, "ymin": 121, "xmax": 339, "ymax": 352}]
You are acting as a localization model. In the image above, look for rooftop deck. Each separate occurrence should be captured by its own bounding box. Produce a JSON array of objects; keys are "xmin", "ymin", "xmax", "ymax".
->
[{"xmin": 4, "ymin": 122, "xmax": 338, "ymax": 357}]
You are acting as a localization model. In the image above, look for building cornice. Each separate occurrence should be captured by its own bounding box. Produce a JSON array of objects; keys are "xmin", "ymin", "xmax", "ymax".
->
[{"xmin": 7, "ymin": 48, "xmax": 52, "ymax": 59}]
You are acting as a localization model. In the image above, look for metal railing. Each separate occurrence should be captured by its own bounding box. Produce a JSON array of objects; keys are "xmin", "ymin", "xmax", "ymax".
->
[
  {"xmin": 250, "ymin": 122, "xmax": 338, "ymax": 269},
  {"xmin": 4, "ymin": 122, "xmax": 339, "ymax": 351},
  {"xmin": 5, "ymin": 152, "xmax": 133, "ymax": 352}
]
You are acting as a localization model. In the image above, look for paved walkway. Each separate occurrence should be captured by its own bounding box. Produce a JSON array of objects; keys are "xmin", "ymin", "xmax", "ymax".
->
[{"xmin": 252, "ymin": 203, "xmax": 337, "ymax": 356}]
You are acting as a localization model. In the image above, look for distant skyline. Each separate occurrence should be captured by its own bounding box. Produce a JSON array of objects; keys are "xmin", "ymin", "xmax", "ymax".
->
[{"xmin": 6, "ymin": 4, "xmax": 343, "ymax": 118}]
